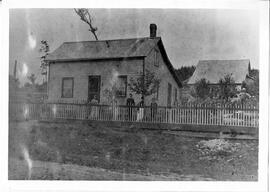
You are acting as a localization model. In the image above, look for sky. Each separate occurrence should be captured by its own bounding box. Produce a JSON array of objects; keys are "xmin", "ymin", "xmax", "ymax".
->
[{"xmin": 9, "ymin": 8, "xmax": 259, "ymax": 84}]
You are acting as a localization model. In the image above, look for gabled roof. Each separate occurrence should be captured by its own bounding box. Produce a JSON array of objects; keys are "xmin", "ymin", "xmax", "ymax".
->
[
  {"xmin": 46, "ymin": 37, "xmax": 182, "ymax": 88},
  {"xmin": 46, "ymin": 37, "xmax": 161, "ymax": 61},
  {"xmin": 188, "ymin": 59, "xmax": 251, "ymax": 84}
]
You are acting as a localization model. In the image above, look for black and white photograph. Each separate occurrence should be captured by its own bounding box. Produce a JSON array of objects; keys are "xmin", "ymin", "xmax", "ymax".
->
[{"xmin": 2, "ymin": 0, "xmax": 269, "ymax": 191}]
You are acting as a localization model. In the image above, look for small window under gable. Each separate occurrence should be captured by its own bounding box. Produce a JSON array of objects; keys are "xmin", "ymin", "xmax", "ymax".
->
[{"xmin": 154, "ymin": 48, "xmax": 159, "ymax": 67}]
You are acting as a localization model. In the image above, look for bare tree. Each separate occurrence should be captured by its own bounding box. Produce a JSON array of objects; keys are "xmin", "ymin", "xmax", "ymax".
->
[
  {"xmin": 74, "ymin": 8, "xmax": 98, "ymax": 40},
  {"xmin": 39, "ymin": 40, "xmax": 50, "ymax": 83}
]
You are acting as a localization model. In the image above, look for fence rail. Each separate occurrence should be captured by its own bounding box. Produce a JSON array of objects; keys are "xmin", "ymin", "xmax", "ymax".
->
[{"xmin": 9, "ymin": 102, "xmax": 259, "ymax": 128}]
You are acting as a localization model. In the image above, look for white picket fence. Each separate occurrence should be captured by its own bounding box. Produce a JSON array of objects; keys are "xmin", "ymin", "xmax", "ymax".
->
[{"xmin": 9, "ymin": 102, "xmax": 259, "ymax": 127}]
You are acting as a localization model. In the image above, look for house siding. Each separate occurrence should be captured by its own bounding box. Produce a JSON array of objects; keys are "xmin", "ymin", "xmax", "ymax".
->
[
  {"xmin": 144, "ymin": 46, "xmax": 181, "ymax": 106},
  {"xmin": 48, "ymin": 42, "xmax": 181, "ymax": 107},
  {"xmin": 48, "ymin": 59, "xmax": 144, "ymax": 105}
]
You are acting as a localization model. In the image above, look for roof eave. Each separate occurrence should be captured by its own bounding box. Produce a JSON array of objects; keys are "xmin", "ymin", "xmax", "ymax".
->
[
  {"xmin": 157, "ymin": 39, "xmax": 183, "ymax": 88},
  {"xmin": 45, "ymin": 56, "xmax": 146, "ymax": 63}
]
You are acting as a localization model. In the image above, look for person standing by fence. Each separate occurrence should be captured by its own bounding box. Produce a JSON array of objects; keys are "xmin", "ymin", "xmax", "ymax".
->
[
  {"xmin": 126, "ymin": 93, "xmax": 135, "ymax": 121},
  {"xmin": 89, "ymin": 95, "xmax": 99, "ymax": 120},
  {"xmin": 111, "ymin": 96, "xmax": 118, "ymax": 121},
  {"xmin": 136, "ymin": 96, "xmax": 144, "ymax": 121}
]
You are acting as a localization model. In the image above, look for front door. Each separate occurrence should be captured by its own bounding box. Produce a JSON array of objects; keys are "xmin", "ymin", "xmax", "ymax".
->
[{"xmin": 88, "ymin": 76, "xmax": 101, "ymax": 102}]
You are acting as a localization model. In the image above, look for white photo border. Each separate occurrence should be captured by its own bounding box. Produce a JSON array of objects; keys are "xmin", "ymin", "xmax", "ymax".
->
[{"xmin": 0, "ymin": 0, "xmax": 269, "ymax": 192}]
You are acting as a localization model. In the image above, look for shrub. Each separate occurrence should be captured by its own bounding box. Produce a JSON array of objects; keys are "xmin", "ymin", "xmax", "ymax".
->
[
  {"xmin": 194, "ymin": 78, "xmax": 210, "ymax": 99},
  {"xmin": 218, "ymin": 74, "xmax": 237, "ymax": 101},
  {"xmin": 242, "ymin": 73, "xmax": 259, "ymax": 98}
]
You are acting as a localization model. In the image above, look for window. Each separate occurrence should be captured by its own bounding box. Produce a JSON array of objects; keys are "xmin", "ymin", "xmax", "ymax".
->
[
  {"xmin": 156, "ymin": 83, "xmax": 159, "ymax": 99},
  {"xmin": 61, "ymin": 77, "xmax": 74, "ymax": 98},
  {"xmin": 115, "ymin": 75, "xmax": 127, "ymax": 97},
  {"xmin": 174, "ymin": 88, "xmax": 177, "ymax": 101},
  {"xmin": 154, "ymin": 49, "xmax": 159, "ymax": 67}
]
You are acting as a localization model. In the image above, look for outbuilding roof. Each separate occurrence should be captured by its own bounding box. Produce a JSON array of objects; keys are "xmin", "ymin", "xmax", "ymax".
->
[{"xmin": 188, "ymin": 59, "xmax": 251, "ymax": 84}]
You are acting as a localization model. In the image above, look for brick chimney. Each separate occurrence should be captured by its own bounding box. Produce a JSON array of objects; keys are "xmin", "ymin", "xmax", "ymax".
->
[{"xmin": 150, "ymin": 23, "xmax": 157, "ymax": 38}]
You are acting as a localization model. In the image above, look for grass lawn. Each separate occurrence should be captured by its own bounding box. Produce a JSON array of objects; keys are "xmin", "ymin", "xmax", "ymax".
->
[{"xmin": 8, "ymin": 120, "xmax": 258, "ymax": 181}]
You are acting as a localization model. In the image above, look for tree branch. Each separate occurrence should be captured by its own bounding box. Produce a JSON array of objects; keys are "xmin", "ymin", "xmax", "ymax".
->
[{"xmin": 74, "ymin": 8, "xmax": 98, "ymax": 40}]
